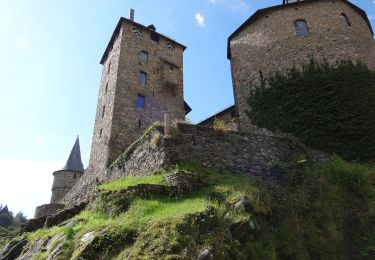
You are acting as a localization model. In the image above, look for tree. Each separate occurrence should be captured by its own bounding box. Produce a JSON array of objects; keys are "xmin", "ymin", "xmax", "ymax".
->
[
  {"xmin": 0, "ymin": 205, "xmax": 14, "ymax": 228},
  {"xmin": 14, "ymin": 212, "xmax": 27, "ymax": 229}
]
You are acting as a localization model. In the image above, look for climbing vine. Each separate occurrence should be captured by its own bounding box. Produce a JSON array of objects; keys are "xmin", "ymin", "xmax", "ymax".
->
[{"xmin": 248, "ymin": 59, "xmax": 375, "ymax": 162}]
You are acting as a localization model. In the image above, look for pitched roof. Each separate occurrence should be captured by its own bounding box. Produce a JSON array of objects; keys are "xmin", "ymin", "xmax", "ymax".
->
[
  {"xmin": 198, "ymin": 105, "xmax": 236, "ymax": 125},
  {"xmin": 100, "ymin": 17, "xmax": 187, "ymax": 65},
  {"xmin": 227, "ymin": 0, "xmax": 374, "ymax": 59},
  {"xmin": 60, "ymin": 137, "xmax": 84, "ymax": 172}
]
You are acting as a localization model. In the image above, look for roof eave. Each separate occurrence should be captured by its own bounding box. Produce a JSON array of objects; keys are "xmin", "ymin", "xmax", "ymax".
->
[
  {"xmin": 227, "ymin": 0, "xmax": 374, "ymax": 59},
  {"xmin": 100, "ymin": 17, "xmax": 187, "ymax": 65}
]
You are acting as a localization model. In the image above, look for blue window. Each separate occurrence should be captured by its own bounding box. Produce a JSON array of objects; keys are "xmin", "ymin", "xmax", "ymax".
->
[
  {"xmin": 294, "ymin": 19, "xmax": 309, "ymax": 37},
  {"xmin": 139, "ymin": 71, "xmax": 147, "ymax": 85},
  {"xmin": 136, "ymin": 94, "xmax": 145, "ymax": 109}
]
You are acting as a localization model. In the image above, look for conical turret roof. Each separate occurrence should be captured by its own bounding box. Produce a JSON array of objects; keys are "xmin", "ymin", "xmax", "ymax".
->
[{"xmin": 60, "ymin": 136, "xmax": 84, "ymax": 172}]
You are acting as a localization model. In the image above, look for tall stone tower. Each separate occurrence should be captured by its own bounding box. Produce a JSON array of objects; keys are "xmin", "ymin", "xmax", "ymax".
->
[
  {"xmin": 87, "ymin": 11, "xmax": 189, "ymax": 179},
  {"xmin": 51, "ymin": 137, "xmax": 84, "ymax": 203},
  {"xmin": 228, "ymin": 0, "xmax": 375, "ymax": 132}
]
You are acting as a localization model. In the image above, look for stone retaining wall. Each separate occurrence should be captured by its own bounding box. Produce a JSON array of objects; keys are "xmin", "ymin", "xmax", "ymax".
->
[{"xmin": 64, "ymin": 123, "xmax": 327, "ymax": 206}]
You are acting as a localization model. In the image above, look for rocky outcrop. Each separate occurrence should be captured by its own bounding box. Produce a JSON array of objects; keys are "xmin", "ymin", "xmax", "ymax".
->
[{"xmin": 22, "ymin": 203, "xmax": 87, "ymax": 233}]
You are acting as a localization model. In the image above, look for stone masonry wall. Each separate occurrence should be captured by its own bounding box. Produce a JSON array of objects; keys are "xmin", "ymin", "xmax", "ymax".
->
[
  {"xmin": 63, "ymin": 126, "xmax": 167, "ymax": 207},
  {"xmin": 229, "ymin": 0, "xmax": 375, "ymax": 132},
  {"xmin": 64, "ymin": 123, "xmax": 327, "ymax": 206},
  {"xmin": 164, "ymin": 124, "xmax": 327, "ymax": 175},
  {"xmin": 50, "ymin": 170, "xmax": 83, "ymax": 204},
  {"xmin": 86, "ymin": 24, "xmax": 123, "ymax": 179},
  {"xmin": 87, "ymin": 18, "xmax": 186, "ymax": 182},
  {"xmin": 34, "ymin": 204, "xmax": 64, "ymax": 219}
]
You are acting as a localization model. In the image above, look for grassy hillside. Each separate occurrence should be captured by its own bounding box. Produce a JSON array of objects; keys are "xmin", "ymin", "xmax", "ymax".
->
[{"xmin": 2, "ymin": 158, "xmax": 375, "ymax": 259}]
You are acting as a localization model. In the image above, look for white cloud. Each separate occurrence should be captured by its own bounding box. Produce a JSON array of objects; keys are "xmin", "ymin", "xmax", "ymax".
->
[
  {"xmin": 195, "ymin": 13, "xmax": 206, "ymax": 27},
  {"xmin": 369, "ymin": 15, "xmax": 373, "ymax": 20},
  {"xmin": 209, "ymin": 0, "xmax": 251, "ymax": 13},
  {"xmin": 35, "ymin": 137, "xmax": 46, "ymax": 146},
  {"xmin": 0, "ymin": 160, "xmax": 60, "ymax": 218},
  {"xmin": 15, "ymin": 37, "xmax": 32, "ymax": 51}
]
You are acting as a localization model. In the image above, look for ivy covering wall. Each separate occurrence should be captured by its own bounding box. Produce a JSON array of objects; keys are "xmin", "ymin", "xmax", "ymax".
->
[{"xmin": 248, "ymin": 60, "xmax": 375, "ymax": 162}]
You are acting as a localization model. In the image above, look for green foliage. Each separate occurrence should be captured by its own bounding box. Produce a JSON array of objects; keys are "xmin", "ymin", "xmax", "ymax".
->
[
  {"xmin": 248, "ymin": 59, "xmax": 375, "ymax": 162},
  {"xmin": 98, "ymin": 174, "xmax": 168, "ymax": 192},
  {"xmin": 0, "ymin": 205, "xmax": 14, "ymax": 228},
  {"xmin": 22, "ymin": 159, "xmax": 375, "ymax": 259},
  {"xmin": 32, "ymin": 251, "xmax": 48, "ymax": 260},
  {"xmin": 212, "ymin": 118, "xmax": 228, "ymax": 132}
]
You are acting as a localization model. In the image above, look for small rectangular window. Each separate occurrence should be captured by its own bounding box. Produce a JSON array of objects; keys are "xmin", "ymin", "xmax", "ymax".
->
[
  {"xmin": 151, "ymin": 32, "xmax": 160, "ymax": 43},
  {"xmin": 136, "ymin": 94, "xmax": 145, "ymax": 109},
  {"xmin": 138, "ymin": 71, "xmax": 147, "ymax": 85},
  {"xmin": 140, "ymin": 51, "xmax": 148, "ymax": 64}
]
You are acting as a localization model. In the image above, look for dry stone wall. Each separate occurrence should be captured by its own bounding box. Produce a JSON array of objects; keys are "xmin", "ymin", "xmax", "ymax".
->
[{"xmin": 64, "ymin": 123, "xmax": 327, "ymax": 207}]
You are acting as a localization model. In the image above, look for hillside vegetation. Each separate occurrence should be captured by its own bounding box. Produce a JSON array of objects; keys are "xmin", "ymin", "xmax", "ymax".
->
[
  {"xmin": 248, "ymin": 59, "xmax": 375, "ymax": 162},
  {"xmin": 2, "ymin": 157, "xmax": 374, "ymax": 259}
]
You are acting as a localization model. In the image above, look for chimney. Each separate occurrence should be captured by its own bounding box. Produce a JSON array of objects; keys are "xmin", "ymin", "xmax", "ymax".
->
[{"xmin": 129, "ymin": 9, "xmax": 135, "ymax": 21}]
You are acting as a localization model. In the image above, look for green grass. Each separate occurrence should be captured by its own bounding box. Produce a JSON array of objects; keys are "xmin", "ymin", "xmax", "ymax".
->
[
  {"xmin": 98, "ymin": 174, "xmax": 168, "ymax": 192},
  {"xmin": 21, "ymin": 158, "xmax": 375, "ymax": 259}
]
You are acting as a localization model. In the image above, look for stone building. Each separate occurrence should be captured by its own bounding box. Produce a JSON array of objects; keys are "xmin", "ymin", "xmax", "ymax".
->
[
  {"xmin": 87, "ymin": 11, "xmax": 190, "ymax": 179},
  {"xmin": 227, "ymin": 0, "xmax": 375, "ymax": 132},
  {"xmin": 34, "ymin": 137, "xmax": 84, "ymax": 218},
  {"xmin": 198, "ymin": 105, "xmax": 238, "ymax": 131},
  {"xmin": 50, "ymin": 137, "xmax": 84, "ymax": 204}
]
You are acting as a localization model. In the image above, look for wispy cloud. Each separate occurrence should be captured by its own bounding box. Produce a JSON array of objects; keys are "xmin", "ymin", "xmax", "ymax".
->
[
  {"xmin": 209, "ymin": 0, "xmax": 251, "ymax": 13},
  {"xmin": 368, "ymin": 15, "xmax": 373, "ymax": 20},
  {"xmin": 15, "ymin": 37, "xmax": 32, "ymax": 51},
  {"xmin": 0, "ymin": 160, "xmax": 60, "ymax": 218},
  {"xmin": 35, "ymin": 137, "xmax": 46, "ymax": 146},
  {"xmin": 195, "ymin": 13, "xmax": 206, "ymax": 27}
]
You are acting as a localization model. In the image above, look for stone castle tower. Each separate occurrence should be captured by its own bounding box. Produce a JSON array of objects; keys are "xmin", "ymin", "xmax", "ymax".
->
[
  {"xmin": 50, "ymin": 137, "xmax": 84, "ymax": 203},
  {"xmin": 87, "ymin": 11, "xmax": 190, "ymax": 179},
  {"xmin": 228, "ymin": 0, "xmax": 375, "ymax": 132}
]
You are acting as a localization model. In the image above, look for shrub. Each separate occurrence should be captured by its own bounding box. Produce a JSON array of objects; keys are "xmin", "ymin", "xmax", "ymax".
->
[{"xmin": 247, "ymin": 59, "xmax": 375, "ymax": 162}]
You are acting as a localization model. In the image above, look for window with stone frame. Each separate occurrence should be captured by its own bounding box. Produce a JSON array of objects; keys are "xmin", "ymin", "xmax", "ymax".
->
[
  {"xmin": 138, "ymin": 71, "xmax": 147, "ymax": 85},
  {"xmin": 341, "ymin": 13, "xmax": 351, "ymax": 27},
  {"xmin": 294, "ymin": 19, "xmax": 309, "ymax": 37},
  {"xmin": 132, "ymin": 26, "xmax": 142, "ymax": 36},
  {"xmin": 140, "ymin": 51, "xmax": 148, "ymax": 64},
  {"xmin": 136, "ymin": 94, "xmax": 145, "ymax": 109},
  {"xmin": 167, "ymin": 43, "xmax": 175, "ymax": 51}
]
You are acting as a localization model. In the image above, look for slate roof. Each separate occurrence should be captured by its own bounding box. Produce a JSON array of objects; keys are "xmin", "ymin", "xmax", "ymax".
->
[
  {"xmin": 100, "ymin": 17, "xmax": 187, "ymax": 65},
  {"xmin": 60, "ymin": 137, "xmax": 84, "ymax": 173},
  {"xmin": 227, "ymin": 0, "xmax": 374, "ymax": 59}
]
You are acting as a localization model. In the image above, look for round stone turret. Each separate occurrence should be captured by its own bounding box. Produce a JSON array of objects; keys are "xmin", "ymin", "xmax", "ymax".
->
[
  {"xmin": 50, "ymin": 137, "xmax": 84, "ymax": 204},
  {"xmin": 228, "ymin": 0, "xmax": 375, "ymax": 132}
]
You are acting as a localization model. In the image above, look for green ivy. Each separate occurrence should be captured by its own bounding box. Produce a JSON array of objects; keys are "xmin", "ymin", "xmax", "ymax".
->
[{"xmin": 248, "ymin": 59, "xmax": 375, "ymax": 162}]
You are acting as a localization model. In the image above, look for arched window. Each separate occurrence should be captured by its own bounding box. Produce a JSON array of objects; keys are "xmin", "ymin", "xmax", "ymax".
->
[
  {"xmin": 341, "ymin": 13, "xmax": 351, "ymax": 27},
  {"xmin": 294, "ymin": 19, "xmax": 309, "ymax": 37}
]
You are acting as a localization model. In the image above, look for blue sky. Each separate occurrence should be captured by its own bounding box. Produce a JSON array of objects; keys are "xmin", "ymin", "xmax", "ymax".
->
[{"xmin": 0, "ymin": 0, "xmax": 374, "ymax": 218}]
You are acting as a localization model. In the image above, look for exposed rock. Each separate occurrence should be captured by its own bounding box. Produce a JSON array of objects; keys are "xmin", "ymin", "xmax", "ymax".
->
[
  {"xmin": 0, "ymin": 239, "xmax": 27, "ymax": 260},
  {"xmin": 17, "ymin": 238, "xmax": 48, "ymax": 260},
  {"xmin": 165, "ymin": 171, "xmax": 202, "ymax": 191},
  {"xmin": 71, "ymin": 227, "xmax": 135, "ymax": 260},
  {"xmin": 44, "ymin": 203, "xmax": 87, "ymax": 228},
  {"xmin": 21, "ymin": 203, "xmax": 87, "ymax": 233},
  {"xmin": 46, "ymin": 234, "xmax": 66, "ymax": 260},
  {"xmin": 34, "ymin": 204, "xmax": 65, "ymax": 219},
  {"xmin": 197, "ymin": 248, "xmax": 214, "ymax": 260},
  {"xmin": 101, "ymin": 184, "xmax": 187, "ymax": 216},
  {"xmin": 233, "ymin": 196, "xmax": 252, "ymax": 212}
]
